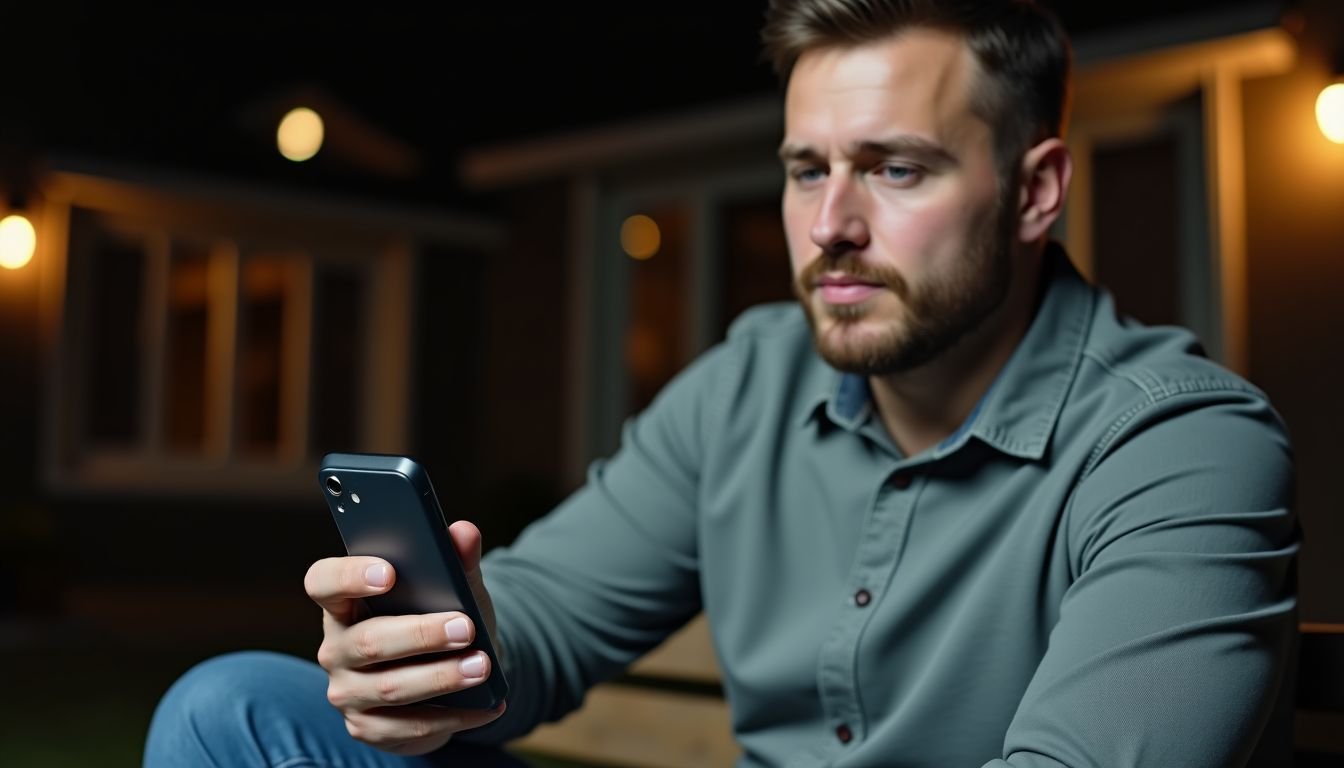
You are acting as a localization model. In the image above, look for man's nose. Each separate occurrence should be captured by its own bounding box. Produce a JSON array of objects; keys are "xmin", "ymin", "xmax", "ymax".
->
[{"xmin": 810, "ymin": 176, "xmax": 870, "ymax": 255}]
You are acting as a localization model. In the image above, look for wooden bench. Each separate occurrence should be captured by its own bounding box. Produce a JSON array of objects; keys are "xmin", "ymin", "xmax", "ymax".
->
[
  {"xmin": 510, "ymin": 613, "xmax": 737, "ymax": 767},
  {"xmin": 509, "ymin": 619, "xmax": 1344, "ymax": 767}
]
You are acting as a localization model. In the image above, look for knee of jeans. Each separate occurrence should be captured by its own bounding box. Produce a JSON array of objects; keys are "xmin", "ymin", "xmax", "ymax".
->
[{"xmin": 147, "ymin": 650, "xmax": 309, "ymax": 754}]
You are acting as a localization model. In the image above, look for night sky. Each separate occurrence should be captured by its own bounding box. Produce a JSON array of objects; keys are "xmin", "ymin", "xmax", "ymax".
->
[{"xmin": 1, "ymin": 1, "xmax": 1256, "ymax": 206}]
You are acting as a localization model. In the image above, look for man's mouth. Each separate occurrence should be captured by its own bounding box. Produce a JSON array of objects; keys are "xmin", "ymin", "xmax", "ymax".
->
[{"xmin": 815, "ymin": 275, "xmax": 884, "ymax": 305}]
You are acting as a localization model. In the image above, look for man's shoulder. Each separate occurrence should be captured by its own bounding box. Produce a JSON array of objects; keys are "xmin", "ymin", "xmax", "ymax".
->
[
  {"xmin": 1049, "ymin": 288, "xmax": 1294, "ymax": 560},
  {"xmin": 666, "ymin": 302, "xmax": 826, "ymax": 423},
  {"xmin": 704, "ymin": 301, "xmax": 820, "ymax": 379},
  {"xmin": 623, "ymin": 301, "xmax": 824, "ymax": 462},
  {"xmin": 712, "ymin": 301, "xmax": 824, "ymax": 386},
  {"xmin": 1065, "ymin": 290, "xmax": 1288, "ymax": 471},
  {"xmin": 723, "ymin": 302, "xmax": 811, "ymax": 344},
  {"xmin": 649, "ymin": 301, "xmax": 817, "ymax": 411},
  {"xmin": 1078, "ymin": 292, "xmax": 1268, "ymax": 406}
]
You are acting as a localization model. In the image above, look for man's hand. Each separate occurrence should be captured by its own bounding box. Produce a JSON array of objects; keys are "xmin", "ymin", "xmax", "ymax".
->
[{"xmin": 304, "ymin": 520, "xmax": 505, "ymax": 756}]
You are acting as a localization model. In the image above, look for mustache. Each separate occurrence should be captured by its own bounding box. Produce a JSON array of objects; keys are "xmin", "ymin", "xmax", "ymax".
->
[{"xmin": 795, "ymin": 253, "xmax": 910, "ymax": 299}]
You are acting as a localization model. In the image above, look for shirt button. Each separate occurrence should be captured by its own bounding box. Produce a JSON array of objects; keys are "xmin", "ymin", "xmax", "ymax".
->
[
  {"xmin": 836, "ymin": 724, "xmax": 853, "ymax": 744},
  {"xmin": 854, "ymin": 589, "xmax": 872, "ymax": 607},
  {"xmin": 891, "ymin": 472, "xmax": 912, "ymax": 490}
]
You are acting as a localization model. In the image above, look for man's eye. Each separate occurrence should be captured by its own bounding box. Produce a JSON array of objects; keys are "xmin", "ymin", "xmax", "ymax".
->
[
  {"xmin": 791, "ymin": 167, "xmax": 826, "ymax": 184},
  {"xmin": 880, "ymin": 165, "xmax": 920, "ymax": 184}
]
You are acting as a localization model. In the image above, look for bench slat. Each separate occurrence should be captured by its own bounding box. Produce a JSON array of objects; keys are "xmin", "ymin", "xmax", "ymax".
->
[
  {"xmin": 628, "ymin": 612, "xmax": 721, "ymax": 684},
  {"xmin": 512, "ymin": 683, "xmax": 738, "ymax": 768}
]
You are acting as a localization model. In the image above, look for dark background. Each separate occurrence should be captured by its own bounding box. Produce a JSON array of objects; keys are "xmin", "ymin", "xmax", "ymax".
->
[
  {"xmin": 2, "ymin": 1, "xmax": 1341, "ymax": 765},
  {"xmin": 2, "ymin": 2, "xmax": 1238, "ymax": 203}
]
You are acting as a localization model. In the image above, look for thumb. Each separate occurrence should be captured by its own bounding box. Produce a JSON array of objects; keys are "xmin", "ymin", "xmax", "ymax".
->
[
  {"xmin": 448, "ymin": 520, "xmax": 484, "ymax": 575},
  {"xmin": 448, "ymin": 520, "xmax": 499, "ymax": 643}
]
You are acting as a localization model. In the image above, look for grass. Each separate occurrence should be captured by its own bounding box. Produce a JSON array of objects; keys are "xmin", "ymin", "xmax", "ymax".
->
[{"xmin": 0, "ymin": 619, "xmax": 599, "ymax": 768}]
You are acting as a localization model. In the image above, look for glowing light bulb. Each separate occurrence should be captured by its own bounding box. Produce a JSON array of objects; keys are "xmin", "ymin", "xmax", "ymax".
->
[
  {"xmin": 277, "ymin": 107, "xmax": 325, "ymax": 161},
  {"xmin": 1316, "ymin": 83, "xmax": 1344, "ymax": 144},
  {"xmin": 621, "ymin": 214, "xmax": 661, "ymax": 260},
  {"xmin": 0, "ymin": 214, "xmax": 36, "ymax": 270}
]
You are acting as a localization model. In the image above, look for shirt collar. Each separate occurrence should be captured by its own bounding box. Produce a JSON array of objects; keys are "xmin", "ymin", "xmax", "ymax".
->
[{"xmin": 801, "ymin": 243, "xmax": 1093, "ymax": 462}]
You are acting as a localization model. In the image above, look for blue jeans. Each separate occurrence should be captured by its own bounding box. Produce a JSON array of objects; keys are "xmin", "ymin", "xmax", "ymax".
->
[{"xmin": 144, "ymin": 651, "xmax": 530, "ymax": 768}]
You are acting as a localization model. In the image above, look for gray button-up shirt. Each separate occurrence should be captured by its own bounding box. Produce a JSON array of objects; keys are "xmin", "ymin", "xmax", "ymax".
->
[{"xmin": 472, "ymin": 245, "xmax": 1299, "ymax": 767}]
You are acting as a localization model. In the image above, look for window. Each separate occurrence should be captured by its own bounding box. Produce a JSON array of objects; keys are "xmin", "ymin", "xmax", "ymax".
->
[
  {"xmin": 1066, "ymin": 92, "xmax": 1222, "ymax": 362},
  {"xmin": 1061, "ymin": 25, "xmax": 1297, "ymax": 374},
  {"xmin": 43, "ymin": 176, "xmax": 415, "ymax": 498},
  {"xmin": 578, "ymin": 166, "xmax": 790, "ymax": 468},
  {"xmin": 715, "ymin": 196, "xmax": 793, "ymax": 342},
  {"xmin": 624, "ymin": 203, "xmax": 692, "ymax": 415}
]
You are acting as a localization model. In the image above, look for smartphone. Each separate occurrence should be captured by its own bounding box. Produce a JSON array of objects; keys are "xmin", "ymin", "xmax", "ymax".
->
[{"xmin": 318, "ymin": 452, "xmax": 508, "ymax": 710}]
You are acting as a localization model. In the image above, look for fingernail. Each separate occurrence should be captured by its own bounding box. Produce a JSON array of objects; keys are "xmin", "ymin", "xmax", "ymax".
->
[
  {"xmin": 365, "ymin": 564, "xmax": 390, "ymax": 588},
  {"xmin": 459, "ymin": 652, "xmax": 486, "ymax": 680},
  {"xmin": 445, "ymin": 617, "xmax": 471, "ymax": 643}
]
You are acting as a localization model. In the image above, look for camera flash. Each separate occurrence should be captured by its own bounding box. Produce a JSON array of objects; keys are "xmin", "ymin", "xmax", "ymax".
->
[
  {"xmin": 337, "ymin": 504, "xmax": 345, "ymax": 514},
  {"xmin": 352, "ymin": 493, "xmax": 361, "ymax": 504}
]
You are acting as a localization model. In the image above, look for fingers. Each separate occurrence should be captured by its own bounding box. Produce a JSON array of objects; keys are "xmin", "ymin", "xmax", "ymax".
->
[
  {"xmin": 327, "ymin": 649, "xmax": 494, "ymax": 710},
  {"xmin": 305, "ymin": 556, "xmax": 396, "ymax": 622},
  {"xmin": 343, "ymin": 700, "xmax": 507, "ymax": 756},
  {"xmin": 308, "ymin": 528, "xmax": 506, "ymax": 757},
  {"xmin": 319, "ymin": 611, "xmax": 477, "ymax": 670}
]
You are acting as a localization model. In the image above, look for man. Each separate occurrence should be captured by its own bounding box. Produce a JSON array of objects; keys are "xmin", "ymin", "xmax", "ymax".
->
[{"xmin": 145, "ymin": 1, "xmax": 1300, "ymax": 766}]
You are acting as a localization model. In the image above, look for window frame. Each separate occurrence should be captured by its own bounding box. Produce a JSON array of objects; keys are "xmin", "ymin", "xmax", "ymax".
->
[
  {"xmin": 572, "ymin": 163, "xmax": 784, "ymax": 473},
  {"xmin": 35, "ymin": 170, "xmax": 425, "ymax": 501}
]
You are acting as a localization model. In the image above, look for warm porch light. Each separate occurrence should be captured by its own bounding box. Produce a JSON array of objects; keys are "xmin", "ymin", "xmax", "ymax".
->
[
  {"xmin": 277, "ymin": 107, "xmax": 325, "ymax": 161},
  {"xmin": 1317, "ymin": 83, "xmax": 1344, "ymax": 144},
  {"xmin": 0, "ymin": 213, "xmax": 36, "ymax": 270},
  {"xmin": 621, "ymin": 214, "xmax": 661, "ymax": 260}
]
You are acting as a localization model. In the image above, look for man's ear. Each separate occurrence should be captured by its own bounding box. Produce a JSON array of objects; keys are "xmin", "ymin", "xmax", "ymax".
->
[{"xmin": 1016, "ymin": 138, "xmax": 1072, "ymax": 244}]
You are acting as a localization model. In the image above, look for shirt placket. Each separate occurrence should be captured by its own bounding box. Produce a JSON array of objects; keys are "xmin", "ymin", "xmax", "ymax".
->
[{"xmin": 805, "ymin": 464, "xmax": 922, "ymax": 764}]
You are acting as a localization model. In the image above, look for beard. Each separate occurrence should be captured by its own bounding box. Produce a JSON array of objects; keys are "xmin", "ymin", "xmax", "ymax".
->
[{"xmin": 793, "ymin": 194, "xmax": 1016, "ymax": 376}]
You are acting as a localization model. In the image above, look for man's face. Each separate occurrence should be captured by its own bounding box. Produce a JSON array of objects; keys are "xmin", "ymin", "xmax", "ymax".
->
[{"xmin": 781, "ymin": 29, "xmax": 1017, "ymax": 375}]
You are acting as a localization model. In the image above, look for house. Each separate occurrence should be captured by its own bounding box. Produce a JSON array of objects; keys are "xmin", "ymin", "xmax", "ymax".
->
[{"xmin": 0, "ymin": 88, "xmax": 508, "ymax": 645}]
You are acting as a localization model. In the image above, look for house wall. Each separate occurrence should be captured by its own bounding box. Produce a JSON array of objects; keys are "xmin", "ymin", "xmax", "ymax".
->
[
  {"xmin": 472, "ymin": 182, "xmax": 573, "ymax": 548},
  {"xmin": 0, "ymin": 182, "xmax": 510, "ymax": 645}
]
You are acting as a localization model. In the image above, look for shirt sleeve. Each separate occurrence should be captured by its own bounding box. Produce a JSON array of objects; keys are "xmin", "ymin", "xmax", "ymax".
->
[
  {"xmin": 457, "ymin": 341, "xmax": 735, "ymax": 744},
  {"xmin": 983, "ymin": 391, "xmax": 1300, "ymax": 768}
]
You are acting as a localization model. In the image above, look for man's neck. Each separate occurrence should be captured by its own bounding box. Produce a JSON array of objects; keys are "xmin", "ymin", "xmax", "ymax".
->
[{"xmin": 868, "ymin": 249, "xmax": 1046, "ymax": 457}]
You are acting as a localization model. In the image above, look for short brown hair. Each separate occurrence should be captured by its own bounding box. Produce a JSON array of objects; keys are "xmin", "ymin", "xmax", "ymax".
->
[{"xmin": 761, "ymin": 0, "xmax": 1072, "ymax": 185}]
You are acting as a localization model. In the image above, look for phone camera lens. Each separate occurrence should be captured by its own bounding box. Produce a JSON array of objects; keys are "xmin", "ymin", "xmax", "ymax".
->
[{"xmin": 326, "ymin": 475, "xmax": 342, "ymax": 496}]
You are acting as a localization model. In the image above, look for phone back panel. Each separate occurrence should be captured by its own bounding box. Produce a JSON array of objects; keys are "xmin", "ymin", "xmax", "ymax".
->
[{"xmin": 318, "ymin": 452, "xmax": 507, "ymax": 709}]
